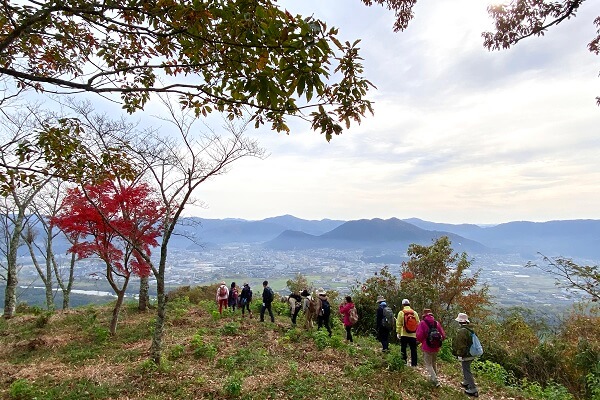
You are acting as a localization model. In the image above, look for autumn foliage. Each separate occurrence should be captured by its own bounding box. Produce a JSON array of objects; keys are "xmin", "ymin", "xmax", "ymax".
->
[
  {"xmin": 52, "ymin": 180, "xmax": 164, "ymax": 334},
  {"xmin": 53, "ymin": 180, "xmax": 163, "ymax": 278}
]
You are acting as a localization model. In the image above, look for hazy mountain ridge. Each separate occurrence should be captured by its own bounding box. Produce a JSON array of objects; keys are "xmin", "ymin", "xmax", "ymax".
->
[
  {"xmin": 19, "ymin": 214, "xmax": 600, "ymax": 260},
  {"xmin": 188, "ymin": 216, "xmax": 600, "ymax": 260},
  {"xmin": 265, "ymin": 218, "xmax": 489, "ymax": 254}
]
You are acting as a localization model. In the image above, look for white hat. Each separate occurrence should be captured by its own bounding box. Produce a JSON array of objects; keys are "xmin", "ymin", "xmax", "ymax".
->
[
  {"xmin": 402, "ymin": 299, "xmax": 410, "ymax": 305},
  {"xmin": 455, "ymin": 312, "xmax": 470, "ymax": 323},
  {"xmin": 376, "ymin": 295, "xmax": 386, "ymax": 303}
]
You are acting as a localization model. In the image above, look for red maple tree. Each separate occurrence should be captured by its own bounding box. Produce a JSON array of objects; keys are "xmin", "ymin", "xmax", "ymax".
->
[{"xmin": 52, "ymin": 180, "xmax": 164, "ymax": 335}]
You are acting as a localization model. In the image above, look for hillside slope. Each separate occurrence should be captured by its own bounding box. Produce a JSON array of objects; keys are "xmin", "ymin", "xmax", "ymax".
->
[{"xmin": 0, "ymin": 297, "xmax": 531, "ymax": 400}]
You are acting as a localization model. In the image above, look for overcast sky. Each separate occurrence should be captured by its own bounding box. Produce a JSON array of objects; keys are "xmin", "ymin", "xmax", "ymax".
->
[{"xmin": 182, "ymin": 1, "xmax": 600, "ymax": 224}]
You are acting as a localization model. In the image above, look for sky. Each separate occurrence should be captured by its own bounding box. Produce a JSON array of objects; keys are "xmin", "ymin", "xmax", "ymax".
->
[
  {"xmin": 189, "ymin": 0, "xmax": 600, "ymax": 224},
  {"xmin": 20, "ymin": 0, "xmax": 599, "ymax": 225}
]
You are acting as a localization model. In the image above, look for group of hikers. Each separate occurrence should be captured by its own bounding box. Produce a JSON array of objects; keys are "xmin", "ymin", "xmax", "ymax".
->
[
  {"xmin": 376, "ymin": 296, "xmax": 480, "ymax": 397},
  {"xmin": 216, "ymin": 281, "xmax": 481, "ymax": 398}
]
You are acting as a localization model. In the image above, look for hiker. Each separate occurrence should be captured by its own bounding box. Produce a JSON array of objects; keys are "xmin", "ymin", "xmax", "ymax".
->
[
  {"xmin": 416, "ymin": 308, "xmax": 446, "ymax": 386},
  {"xmin": 396, "ymin": 298, "xmax": 420, "ymax": 366},
  {"xmin": 288, "ymin": 291, "xmax": 302, "ymax": 326},
  {"xmin": 376, "ymin": 295, "xmax": 391, "ymax": 352},
  {"xmin": 239, "ymin": 282, "xmax": 253, "ymax": 318},
  {"xmin": 216, "ymin": 281, "xmax": 229, "ymax": 315},
  {"xmin": 339, "ymin": 295, "xmax": 356, "ymax": 343},
  {"xmin": 316, "ymin": 289, "xmax": 332, "ymax": 336},
  {"xmin": 260, "ymin": 280, "xmax": 275, "ymax": 322},
  {"xmin": 301, "ymin": 289, "xmax": 317, "ymax": 329},
  {"xmin": 228, "ymin": 282, "xmax": 239, "ymax": 312},
  {"xmin": 452, "ymin": 312, "xmax": 479, "ymax": 397}
]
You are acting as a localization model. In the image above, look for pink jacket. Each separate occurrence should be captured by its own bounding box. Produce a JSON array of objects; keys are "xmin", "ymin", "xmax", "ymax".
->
[
  {"xmin": 339, "ymin": 302, "xmax": 354, "ymax": 327},
  {"xmin": 416, "ymin": 313, "xmax": 446, "ymax": 353}
]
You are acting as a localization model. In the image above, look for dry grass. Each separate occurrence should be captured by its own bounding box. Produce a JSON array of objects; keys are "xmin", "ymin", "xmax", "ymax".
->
[{"xmin": 0, "ymin": 297, "xmax": 534, "ymax": 400}]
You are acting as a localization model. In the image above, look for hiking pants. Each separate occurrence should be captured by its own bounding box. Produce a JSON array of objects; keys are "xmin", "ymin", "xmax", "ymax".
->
[
  {"xmin": 345, "ymin": 325, "xmax": 353, "ymax": 342},
  {"xmin": 461, "ymin": 359, "xmax": 478, "ymax": 392},
  {"xmin": 317, "ymin": 314, "xmax": 332, "ymax": 336},
  {"xmin": 218, "ymin": 299, "xmax": 228, "ymax": 314},
  {"xmin": 401, "ymin": 336, "xmax": 418, "ymax": 366},
  {"xmin": 291, "ymin": 306, "xmax": 301, "ymax": 325},
  {"xmin": 241, "ymin": 300, "xmax": 251, "ymax": 316},
  {"xmin": 260, "ymin": 302, "xmax": 274, "ymax": 322},
  {"xmin": 423, "ymin": 351, "xmax": 438, "ymax": 384},
  {"xmin": 378, "ymin": 328, "xmax": 390, "ymax": 351}
]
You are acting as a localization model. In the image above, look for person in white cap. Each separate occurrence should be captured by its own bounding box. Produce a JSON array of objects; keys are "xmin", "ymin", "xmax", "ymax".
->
[
  {"xmin": 452, "ymin": 312, "xmax": 479, "ymax": 397},
  {"xmin": 396, "ymin": 298, "xmax": 419, "ymax": 366}
]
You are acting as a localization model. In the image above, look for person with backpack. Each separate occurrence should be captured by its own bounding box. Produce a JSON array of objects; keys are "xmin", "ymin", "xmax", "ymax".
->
[
  {"xmin": 260, "ymin": 280, "xmax": 275, "ymax": 323},
  {"xmin": 452, "ymin": 312, "xmax": 480, "ymax": 397},
  {"xmin": 339, "ymin": 295, "xmax": 357, "ymax": 343},
  {"xmin": 316, "ymin": 290, "xmax": 332, "ymax": 336},
  {"xmin": 376, "ymin": 295, "xmax": 392, "ymax": 352},
  {"xmin": 396, "ymin": 298, "xmax": 420, "ymax": 366},
  {"xmin": 416, "ymin": 309, "xmax": 446, "ymax": 386},
  {"xmin": 228, "ymin": 282, "xmax": 239, "ymax": 312},
  {"xmin": 216, "ymin": 281, "xmax": 229, "ymax": 315},
  {"xmin": 239, "ymin": 282, "xmax": 253, "ymax": 318},
  {"xmin": 288, "ymin": 291, "xmax": 302, "ymax": 326}
]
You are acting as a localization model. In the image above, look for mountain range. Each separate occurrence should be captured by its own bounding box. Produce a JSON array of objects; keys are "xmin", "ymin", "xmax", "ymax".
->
[{"xmin": 171, "ymin": 215, "xmax": 600, "ymax": 261}]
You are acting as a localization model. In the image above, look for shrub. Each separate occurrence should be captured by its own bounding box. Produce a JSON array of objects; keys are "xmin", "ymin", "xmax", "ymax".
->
[
  {"xmin": 8, "ymin": 379, "xmax": 35, "ymax": 400},
  {"xmin": 385, "ymin": 349, "xmax": 406, "ymax": 372},
  {"xmin": 169, "ymin": 344, "xmax": 185, "ymax": 360},
  {"xmin": 473, "ymin": 360, "xmax": 513, "ymax": 386},
  {"xmin": 190, "ymin": 334, "xmax": 217, "ymax": 360},
  {"xmin": 220, "ymin": 322, "xmax": 240, "ymax": 336},
  {"xmin": 223, "ymin": 373, "xmax": 243, "ymax": 397},
  {"xmin": 586, "ymin": 361, "xmax": 600, "ymax": 399},
  {"xmin": 313, "ymin": 329, "xmax": 330, "ymax": 350}
]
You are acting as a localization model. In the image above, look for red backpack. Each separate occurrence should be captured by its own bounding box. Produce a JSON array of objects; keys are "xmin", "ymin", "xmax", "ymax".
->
[
  {"xmin": 218, "ymin": 285, "xmax": 227, "ymax": 297},
  {"xmin": 403, "ymin": 309, "xmax": 418, "ymax": 333}
]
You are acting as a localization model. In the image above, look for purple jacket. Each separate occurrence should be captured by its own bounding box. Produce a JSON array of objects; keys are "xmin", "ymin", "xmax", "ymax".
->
[{"xmin": 416, "ymin": 314, "xmax": 446, "ymax": 353}]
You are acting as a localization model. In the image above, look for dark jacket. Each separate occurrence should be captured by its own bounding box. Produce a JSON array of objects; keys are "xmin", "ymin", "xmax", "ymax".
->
[
  {"xmin": 240, "ymin": 285, "xmax": 252, "ymax": 302},
  {"xmin": 262, "ymin": 286, "xmax": 274, "ymax": 304},
  {"xmin": 376, "ymin": 302, "xmax": 387, "ymax": 331}
]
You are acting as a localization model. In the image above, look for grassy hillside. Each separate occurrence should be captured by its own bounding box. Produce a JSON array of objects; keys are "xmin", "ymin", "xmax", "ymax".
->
[{"xmin": 0, "ymin": 290, "xmax": 549, "ymax": 400}]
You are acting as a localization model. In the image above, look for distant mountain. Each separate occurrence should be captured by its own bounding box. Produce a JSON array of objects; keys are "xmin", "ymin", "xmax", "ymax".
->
[
  {"xmin": 265, "ymin": 217, "xmax": 489, "ymax": 253},
  {"xmin": 403, "ymin": 218, "xmax": 600, "ymax": 260},
  {"xmin": 402, "ymin": 218, "xmax": 484, "ymax": 238},
  {"xmin": 168, "ymin": 215, "xmax": 345, "ymax": 247}
]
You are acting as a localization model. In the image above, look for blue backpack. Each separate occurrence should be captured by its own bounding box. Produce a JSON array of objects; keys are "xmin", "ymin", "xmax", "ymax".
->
[{"xmin": 468, "ymin": 329, "xmax": 484, "ymax": 357}]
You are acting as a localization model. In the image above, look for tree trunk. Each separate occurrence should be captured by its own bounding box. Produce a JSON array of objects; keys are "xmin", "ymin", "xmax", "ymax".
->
[
  {"xmin": 138, "ymin": 275, "xmax": 150, "ymax": 311},
  {"xmin": 150, "ymin": 278, "xmax": 165, "ymax": 364},
  {"xmin": 110, "ymin": 289, "xmax": 126, "ymax": 336},
  {"xmin": 3, "ymin": 213, "xmax": 23, "ymax": 319},
  {"xmin": 3, "ymin": 264, "xmax": 17, "ymax": 319}
]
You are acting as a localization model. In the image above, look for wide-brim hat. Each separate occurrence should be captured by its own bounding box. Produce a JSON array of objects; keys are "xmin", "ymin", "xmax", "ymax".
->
[
  {"xmin": 376, "ymin": 295, "xmax": 385, "ymax": 303},
  {"xmin": 455, "ymin": 312, "xmax": 470, "ymax": 323},
  {"xmin": 423, "ymin": 308, "xmax": 432, "ymax": 315}
]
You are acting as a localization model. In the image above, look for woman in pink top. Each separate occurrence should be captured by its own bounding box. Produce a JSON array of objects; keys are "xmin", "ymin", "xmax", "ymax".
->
[
  {"xmin": 339, "ymin": 296, "xmax": 355, "ymax": 343},
  {"xmin": 416, "ymin": 309, "xmax": 446, "ymax": 386}
]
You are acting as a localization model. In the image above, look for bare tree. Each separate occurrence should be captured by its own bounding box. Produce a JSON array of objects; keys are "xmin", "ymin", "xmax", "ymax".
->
[
  {"xmin": 22, "ymin": 178, "xmax": 75, "ymax": 311},
  {"xmin": 0, "ymin": 107, "xmax": 50, "ymax": 318},
  {"xmin": 130, "ymin": 96, "xmax": 266, "ymax": 364},
  {"xmin": 528, "ymin": 254, "xmax": 599, "ymax": 304}
]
